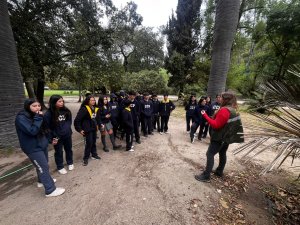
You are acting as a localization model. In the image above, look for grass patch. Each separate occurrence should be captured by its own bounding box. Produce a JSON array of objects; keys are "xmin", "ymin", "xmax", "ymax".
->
[{"xmin": 24, "ymin": 90, "xmax": 79, "ymax": 97}]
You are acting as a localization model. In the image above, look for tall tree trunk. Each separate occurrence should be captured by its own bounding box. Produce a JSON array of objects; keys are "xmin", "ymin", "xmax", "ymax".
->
[
  {"xmin": 207, "ymin": 0, "xmax": 240, "ymax": 97},
  {"xmin": 36, "ymin": 79, "xmax": 46, "ymax": 109},
  {"xmin": 0, "ymin": 0, "xmax": 25, "ymax": 148},
  {"xmin": 25, "ymin": 81, "xmax": 35, "ymax": 98}
]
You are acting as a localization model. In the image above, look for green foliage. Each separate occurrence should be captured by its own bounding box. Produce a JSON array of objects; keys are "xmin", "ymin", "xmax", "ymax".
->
[
  {"xmin": 47, "ymin": 82, "xmax": 59, "ymax": 90},
  {"xmin": 123, "ymin": 70, "xmax": 168, "ymax": 94},
  {"xmin": 164, "ymin": 0, "xmax": 203, "ymax": 93}
]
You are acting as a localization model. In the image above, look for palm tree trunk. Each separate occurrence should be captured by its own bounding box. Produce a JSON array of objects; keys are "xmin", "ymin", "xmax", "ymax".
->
[
  {"xmin": 207, "ymin": 0, "xmax": 240, "ymax": 97},
  {"xmin": 0, "ymin": 0, "xmax": 25, "ymax": 148}
]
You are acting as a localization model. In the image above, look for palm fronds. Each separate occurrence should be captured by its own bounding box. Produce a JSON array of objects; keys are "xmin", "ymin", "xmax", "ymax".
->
[{"xmin": 234, "ymin": 66, "xmax": 300, "ymax": 176}]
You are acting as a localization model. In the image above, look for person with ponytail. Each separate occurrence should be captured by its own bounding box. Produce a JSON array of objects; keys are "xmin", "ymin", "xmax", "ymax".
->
[
  {"xmin": 195, "ymin": 92, "xmax": 244, "ymax": 182},
  {"xmin": 44, "ymin": 95, "xmax": 73, "ymax": 175},
  {"xmin": 15, "ymin": 99, "xmax": 65, "ymax": 197}
]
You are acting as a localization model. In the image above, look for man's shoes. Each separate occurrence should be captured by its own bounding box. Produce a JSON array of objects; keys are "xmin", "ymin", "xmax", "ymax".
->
[
  {"xmin": 83, "ymin": 159, "xmax": 88, "ymax": 166},
  {"xmin": 91, "ymin": 155, "xmax": 101, "ymax": 160},
  {"xmin": 45, "ymin": 187, "xmax": 65, "ymax": 197},
  {"xmin": 113, "ymin": 145, "xmax": 122, "ymax": 150},
  {"xmin": 159, "ymin": 132, "xmax": 163, "ymax": 135},
  {"xmin": 194, "ymin": 174, "xmax": 210, "ymax": 183},
  {"xmin": 136, "ymin": 140, "xmax": 141, "ymax": 144},
  {"xmin": 103, "ymin": 147, "xmax": 109, "ymax": 152},
  {"xmin": 164, "ymin": 131, "xmax": 169, "ymax": 134}
]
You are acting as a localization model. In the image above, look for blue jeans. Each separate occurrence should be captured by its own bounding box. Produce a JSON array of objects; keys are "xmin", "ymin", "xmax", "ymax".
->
[
  {"xmin": 54, "ymin": 135, "xmax": 73, "ymax": 170},
  {"xmin": 27, "ymin": 149, "xmax": 56, "ymax": 194}
]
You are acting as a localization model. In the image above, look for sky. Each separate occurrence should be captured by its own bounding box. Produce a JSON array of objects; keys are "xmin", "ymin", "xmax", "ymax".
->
[{"xmin": 111, "ymin": 0, "xmax": 178, "ymax": 28}]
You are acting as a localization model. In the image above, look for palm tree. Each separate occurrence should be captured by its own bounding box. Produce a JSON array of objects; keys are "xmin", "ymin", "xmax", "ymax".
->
[
  {"xmin": 207, "ymin": 0, "xmax": 240, "ymax": 98},
  {"xmin": 0, "ymin": 0, "xmax": 25, "ymax": 148},
  {"xmin": 234, "ymin": 67, "xmax": 300, "ymax": 177}
]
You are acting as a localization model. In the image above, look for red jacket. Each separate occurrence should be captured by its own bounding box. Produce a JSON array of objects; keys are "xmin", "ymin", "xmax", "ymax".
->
[{"xmin": 203, "ymin": 107, "xmax": 230, "ymax": 130}]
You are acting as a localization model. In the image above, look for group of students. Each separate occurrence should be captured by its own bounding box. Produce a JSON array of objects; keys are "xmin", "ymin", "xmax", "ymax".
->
[
  {"xmin": 14, "ymin": 90, "xmax": 243, "ymax": 197},
  {"xmin": 185, "ymin": 94, "xmax": 222, "ymax": 143},
  {"xmin": 14, "ymin": 91, "xmax": 175, "ymax": 197}
]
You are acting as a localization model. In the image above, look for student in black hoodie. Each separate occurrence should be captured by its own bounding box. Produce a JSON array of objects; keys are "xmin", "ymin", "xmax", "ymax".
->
[
  {"xmin": 15, "ymin": 99, "xmax": 65, "ymax": 197},
  {"xmin": 121, "ymin": 100, "xmax": 135, "ymax": 152},
  {"xmin": 74, "ymin": 96, "xmax": 102, "ymax": 166},
  {"xmin": 98, "ymin": 96, "xmax": 122, "ymax": 152},
  {"xmin": 190, "ymin": 97, "xmax": 209, "ymax": 143},
  {"xmin": 108, "ymin": 93, "xmax": 119, "ymax": 138},
  {"xmin": 159, "ymin": 94, "xmax": 176, "ymax": 134},
  {"xmin": 44, "ymin": 95, "xmax": 73, "ymax": 175},
  {"xmin": 185, "ymin": 94, "xmax": 197, "ymax": 133},
  {"xmin": 140, "ymin": 92, "xmax": 153, "ymax": 136},
  {"xmin": 126, "ymin": 91, "xmax": 141, "ymax": 144},
  {"xmin": 151, "ymin": 94, "xmax": 160, "ymax": 132}
]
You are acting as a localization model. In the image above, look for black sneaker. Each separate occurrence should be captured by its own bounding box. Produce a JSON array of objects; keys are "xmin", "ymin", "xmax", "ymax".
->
[
  {"xmin": 149, "ymin": 133, "xmax": 154, "ymax": 135},
  {"xmin": 113, "ymin": 145, "xmax": 122, "ymax": 150},
  {"xmin": 136, "ymin": 140, "xmax": 141, "ymax": 144},
  {"xmin": 212, "ymin": 170, "xmax": 223, "ymax": 177},
  {"xmin": 194, "ymin": 174, "xmax": 210, "ymax": 182},
  {"xmin": 83, "ymin": 159, "xmax": 88, "ymax": 166},
  {"xmin": 91, "ymin": 155, "xmax": 101, "ymax": 160},
  {"xmin": 103, "ymin": 147, "xmax": 109, "ymax": 152}
]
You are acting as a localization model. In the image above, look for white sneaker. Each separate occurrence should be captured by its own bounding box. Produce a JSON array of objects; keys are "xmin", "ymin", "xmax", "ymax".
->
[
  {"xmin": 128, "ymin": 148, "xmax": 135, "ymax": 152},
  {"xmin": 45, "ymin": 187, "xmax": 65, "ymax": 197},
  {"xmin": 131, "ymin": 145, "xmax": 135, "ymax": 148},
  {"xmin": 37, "ymin": 178, "xmax": 56, "ymax": 188},
  {"xmin": 164, "ymin": 131, "xmax": 169, "ymax": 134},
  {"xmin": 186, "ymin": 131, "xmax": 190, "ymax": 134},
  {"xmin": 159, "ymin": 132, "xmax": 163, "ymax": 135},
  {"xmin": 194, "ymin": 133, "xmax": 197, "ymax": 137},
  {"xmin": 58, "ymin": 168, "xmax": 67, "ymax": 175},
  {"xmin": 192, "ymin": 137, "xmax": 195, "ymax": 143},
  {"xmin": 68, "ymin": 164, "xmax": 74, "ymax": 171}
]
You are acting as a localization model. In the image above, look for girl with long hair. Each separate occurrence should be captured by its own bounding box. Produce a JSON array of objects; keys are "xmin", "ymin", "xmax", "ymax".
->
[
  {"xmin": 44, "ymin": 95, "xmax": 73, "ymax": 175},
  {"xmin": 98, "ymin": 96, "xmax": 122, "ymax": 152},
  {"xmin": 15, "ymin": 99, "xmax": 65, "ymax": 197},
  {"xmin": 195, "ymin": 92, "xmax": 244, "ymax": 182},
  {"xmin": 74, "ymin": 95, "xmax": 102, "ymax": 166}
]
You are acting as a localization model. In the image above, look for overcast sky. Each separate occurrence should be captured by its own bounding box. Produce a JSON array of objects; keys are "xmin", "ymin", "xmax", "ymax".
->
[{"xmin": 111, "ymin": 0, "xmax": 178, "ymax": 28}]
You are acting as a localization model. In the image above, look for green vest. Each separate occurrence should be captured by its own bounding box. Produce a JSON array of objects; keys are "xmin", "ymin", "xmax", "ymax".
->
[{"xmin": 210, "ymin": 107, "xmax": 244, "ymax": 144}]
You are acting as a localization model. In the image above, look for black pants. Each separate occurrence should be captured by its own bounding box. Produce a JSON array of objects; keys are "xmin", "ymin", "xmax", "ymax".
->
[
  {"xmin": 27, "ymin": 149, "xmax": 56, "ymax": 194},
  {"xmin": 84, "ymin": 131, "xmax": 97, "ymax": 160},
  {"xmin": 54, "ymin": 135, "xmax": 73, "ymax": 170},
  {"xmin": 125, "ymin": 128, "xmax": 133, "ymax": 150},
  {"xmin": 160, "ymin": 115, "xmax": 170, "ymax": 132},
  {"xmin": 203, "ymin": 124, "xmax": 209, "ymax": 138},
  {"xmin": 190, "ymin": 122, "xmax": 199, "ymax": 139},
  {"xmin": 133, "ymin": 119, "xmax": 140, "ymax": 142},
  {"xmin": 203, "ymin": 141, "xmax": 229, "ymax": 178},
  {"xmin": 198, "ymin": 122, "xmax": 206, "ymax": 139},
  {"xmin": 142, "ymin": 116, "xmax": 152, "ymax": 135},
  {"xmin": 186, "ymin": 115, "xmax": 194, "ymax": 132},
  {"xmin": 152, "ymin": 114, "xmax": 160, "ymax": 131},
  {"xmin": 111, "ymin": 118, "xmax": 119, "ymax": 138}
]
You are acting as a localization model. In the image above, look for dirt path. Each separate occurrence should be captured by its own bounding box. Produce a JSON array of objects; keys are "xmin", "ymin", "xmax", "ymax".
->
[{"xmin": 0, "ymin": 102, "xmax": 297, "ymax": 225}]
